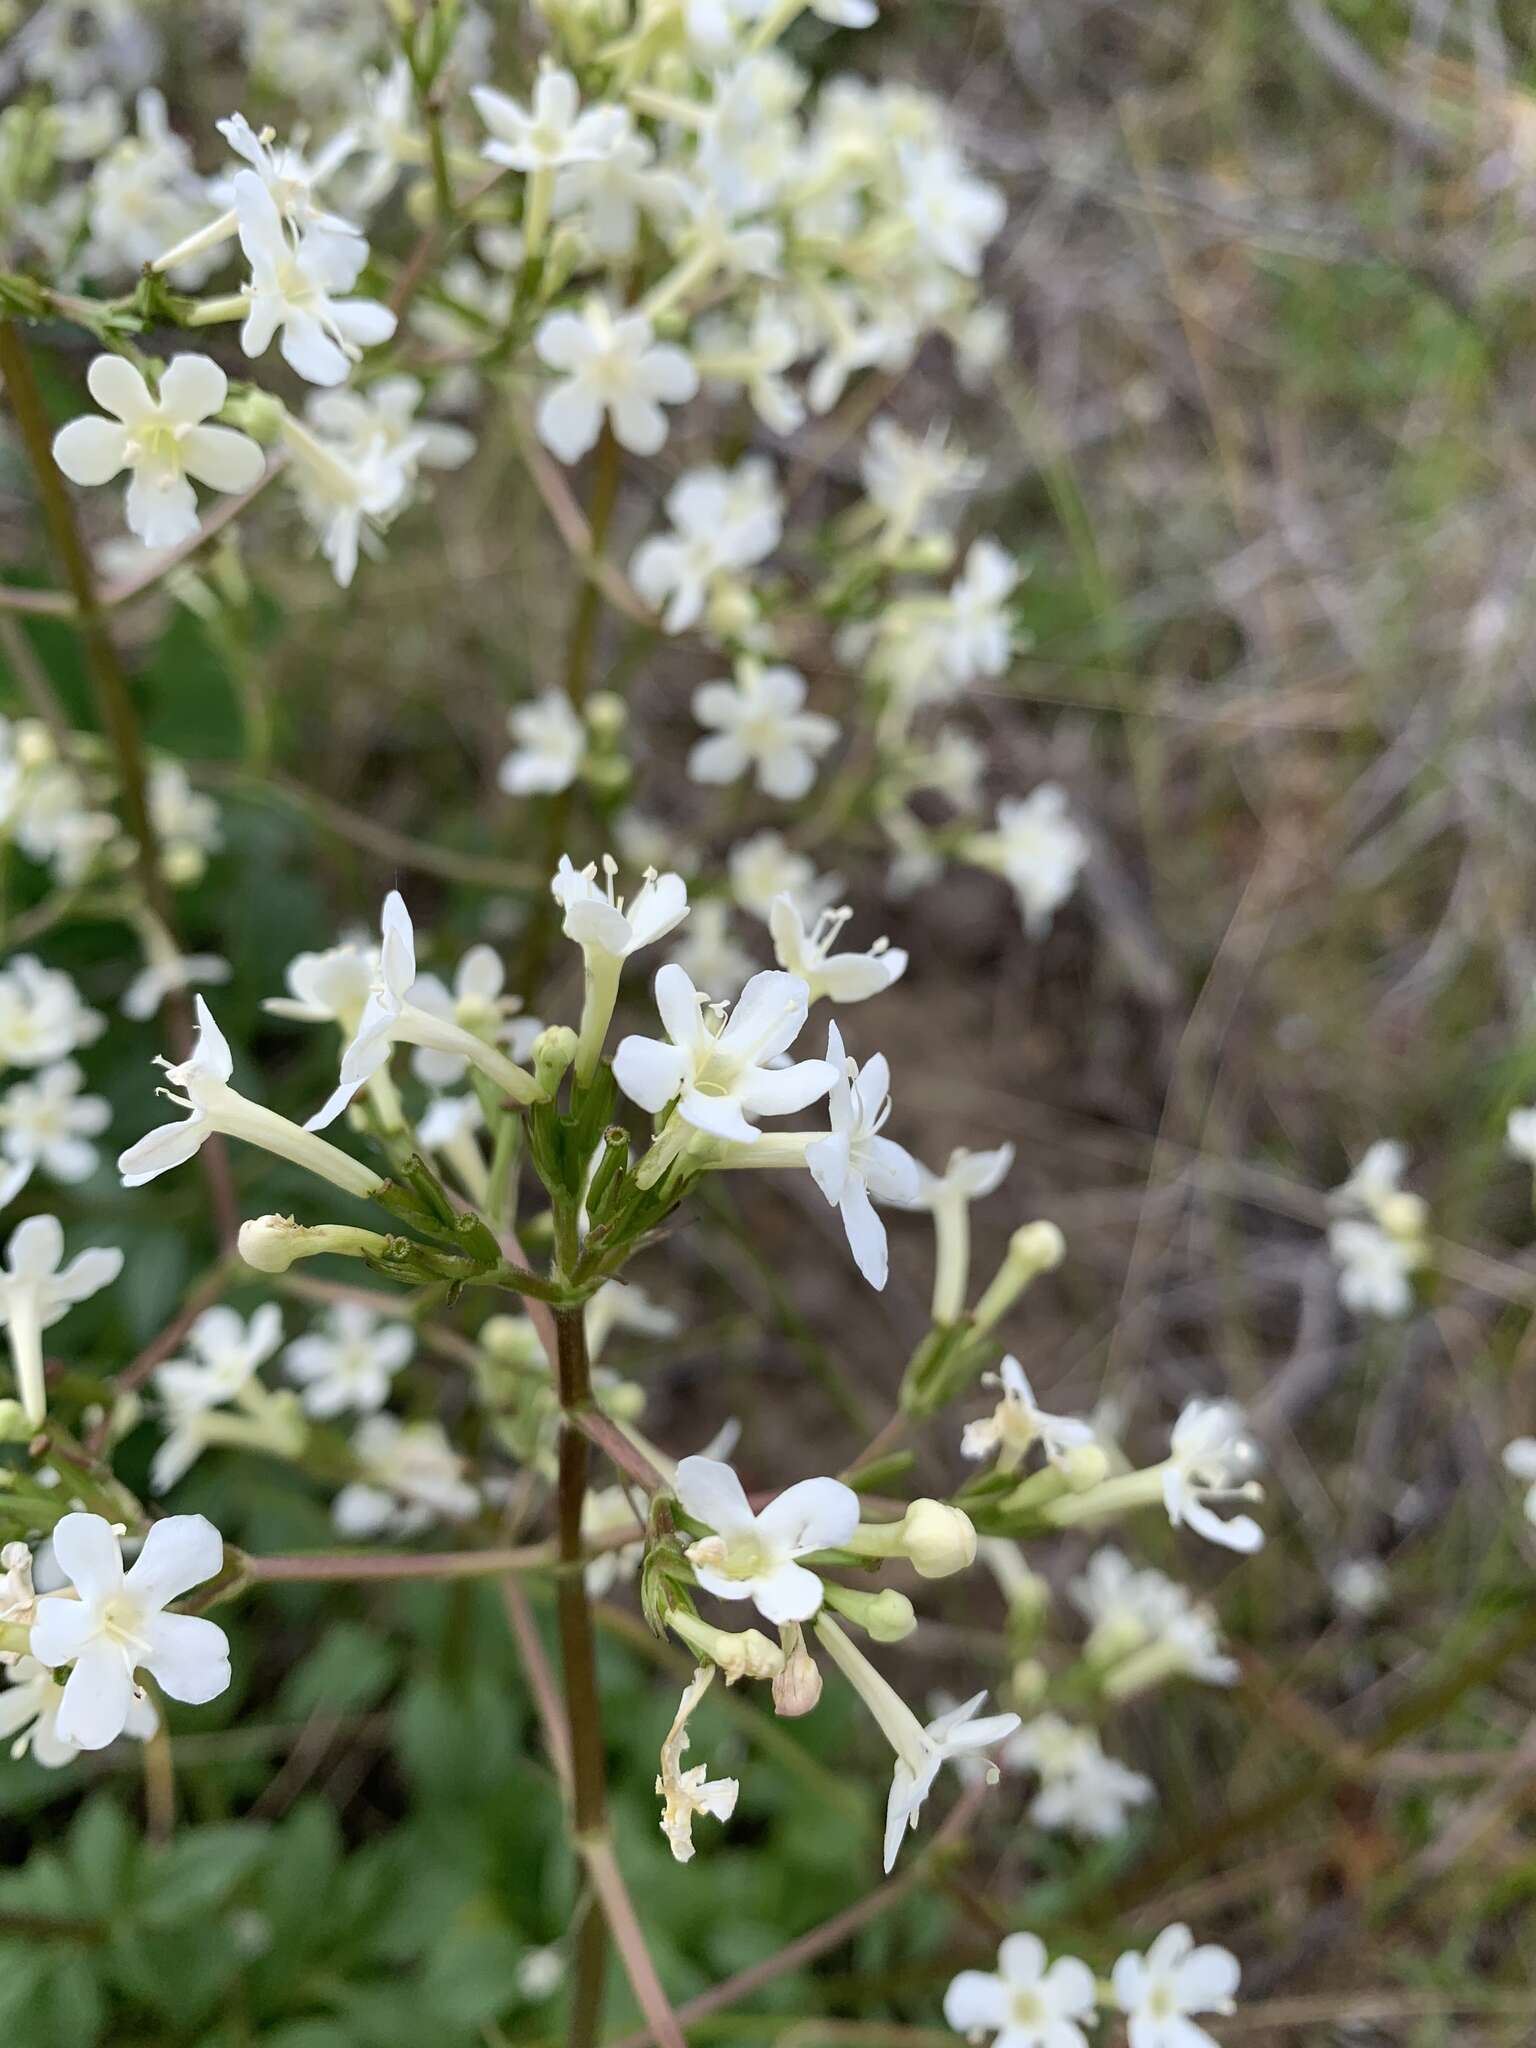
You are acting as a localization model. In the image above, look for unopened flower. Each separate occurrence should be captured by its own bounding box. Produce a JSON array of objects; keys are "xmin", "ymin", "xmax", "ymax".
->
[
  {"xmin": 615, "ymin": 963, "xmax": 835, "ymax": 1152},
  {"xmin": 689, "ymin": 659, "xmax": 838, "ymax": 802},
  {"xmin": 0, "ymin": 1061, "xmax": 111, "ymax": 1184},
  {"xmin": 656, "ymin": 1663, "xmax": 739, "ymax": 1863},
  {"xmin": 552, "ymin": 855, "xmax": 690, "ymax": 1082},
  {"xmin": 768, "ymin": 898, "xmax": 906, "ymax": 1005},
  {"xmin": 966, "ymin": 788, "xmax": 1088, "ymax": 938},
  {"xmin": 306, "ymin": 892, "xmax": 541, "ymax": 1129},
  {"xmin": 943, "ymin": 1933, "xmax": 1097, "ymax": 2048},
  {"xmin": 119, "ymin": 997, "xmax": 383, "ymax": 1199},
  {"xmin": 805, "ymin": 1022, "xmax": 919, "ymax": 1289},
  {"xmin": 961, "ymin": 1356, "xmax": 1095, "ymax": 1473},
  {"xmin": 1112, "ymin": 1926, "xmax": 1239, "ymax": 2048},
  {"xmin": 676, "ymin": 1453, "xmax": 859, "ymax": 1624},
  {"xmin": 284, "ymin": 1300, "xmax": 413, "ymax": 1418},
  {"xmin": 233, "ymin": 170, "xmax": 396, "ymax": 386},
  {"xmin": 499, "ymin": 690, "xmax": 588, "ymax": 797},
  {"xmin": 30, "ymin": 1512, "xmax": 230, "ymax": 1750},
  {"xmin": 534, "ymin": 298, "xmax": 697, "ymax": 462},
  {"xmin": 53, "ymin": 354, "xmax": 265, "ymax": 550},
  {"xmin": 0, "ymin": 1215, "xmax": 122, "ymax": 1428}
]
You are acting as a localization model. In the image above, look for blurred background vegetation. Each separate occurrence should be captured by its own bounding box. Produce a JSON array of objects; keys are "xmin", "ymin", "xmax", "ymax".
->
[{"xmin": 5, "ymin": 0, "xmax": 1536, "ymax": 2043}]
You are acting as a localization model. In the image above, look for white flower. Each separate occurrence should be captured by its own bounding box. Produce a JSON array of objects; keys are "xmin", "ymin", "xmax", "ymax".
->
[
  {"xmin": 943, "ymin": 1933, "xmax": 1098, "ymax": 2048},
  {"xmin": 473, "ymin": 64, "xmax": 628, "ymax": 172},
  {"xmin": 898, "ymin": 141, "xmax": 1005, "ymax": 278},
  {"xmin": 303, "ymin": 375, "xmax": 474, "ymax": 490},
  {"xmin": 1069, "ymin": 1549, "xmax": 1238, "ymax": 1688},
  {"xmin": 967, "ymin": 789, "xmax": 1089, "ymax": 938},
  {"xmin": 1328, "ymin": 1217, "xmax": 1421, "ymax": 1319},
  {"xmin": 284, "ymin": 1300, "xmax": 414, "ymax": 1418},
  {"xmin": 860, "ymin": 419, "xmax": 982, "ymax": 547},
  {"xmin": 586, "ymin": 1278, "xmax": 680, "ymax": 1363},
  {"xmin": 1504, "ymin": 1437, "xmax": 1536, "ymax": 1525},
  {"xmin": 332, "ymin": 1415, "xmax": 478, "ymax": 1537},
  {"xmin": 407, "ymin": 943, "xmax": 538, "ymax": 1089},
  {"xmin": 1112, "ymin": 1926, "xmax": 1240, "ymax": 2048},
  {"xmin": 554, "ymin": 126, "xmax": 687, "ymax": 260},
  {"xmin": 675, "ymin": 1453, "xmax": 859, "ymax": 1624},
  {"xmin": 939, "ymin": 538, "xmax": 1021, "ymax": 683},
  {"xmin": 306, "ymin": 892, "xmax": 540, "ymax": 1130},
  {"xmin": 499, "ymin": 689, "xmax": 588, "ymax": 797},
  {"xmin": 29, "ymin": 1511, "xmax": 231, "ymax": 1750},
  {"xmin": 656, "ymin": 1663, "xmax": 739, "ymax": 1863},
  {"xmin": 278, "ymin": 409, "xmax": 417, "ymax": 588},
  {"xmin": 213, "ymin": 112, "xmax": 362, "ymax": 251},
  {"xmin": 1508, "ymin": 1107, "xmax": 1536, "ymax": 1166},
  {"xmin": 613, "ymin": 963, "xmax": 835, "ymax": 1148},
  {"xmin": 0, "ymin": 1654, "xmax": 158, "ymax": 1768},
  {"xmin": 1329, "ymin": 1141, "xmax": 1428, "ymax": 1244},
  {"xmin": 768, "ymin": 896, "xmax": 907, "ymax": 1005},
  {"xmin": 892, "ymin": 1141, "xmax": 1015, "ymax": 1323},
  {"xmin": 689, "ymin": 658, "xmax": 839, "ymax": 802},
  {"xmin": 805, "ymin": 1022, "xmax": 919, "ymax": 1289},
  {"xmin": 152, "ymin": 1302, "xmax": 287, "ymax": 1492},
  {"xmin": 122, "ymin": 950, "xmax": 232, "ymax": 1022},
  {"xmin": 234, "ymin": 169, "xmax": 396, "ymax": 386},
  {"xmin": 553, "ymin": 854, "xmax": 691, "ymax": 1081},
  {"xmin": 630, "ymin": 459, "xmax": 783, "ymax": 633},
  {"xmin": 1163, "ymin": 1400, "xmax": 1264, "ymax": 1554},
  {"xmin": 264, "ymin": 940, "xmax": 375, "ymax": 1032},
  {"xmin": 0, "ymin": 1215, "xmax": 123, "ymax": 1428},
  {"xmin": 0, "ymin": 1060, "xmax": 111, "ymax": 1183},
  {"xmin": 728, "ymin": 831, "xmax": 841, "ymax": 923},
  {"xmin": 1006, "ymin": 1714, "xmax": 1154, "ymax": 1841},
  {"xmin": 52, "ymin": 354, "xmax": 265, "ymax": 549},
  {"xmin": 961, "ymin": 1356, "xmax": 1095, "ymax": 1472},
  {"xmin": 534, "ymin": 298, "xmax": 697, "ymax": 462},
  {"xmin": 119, "ymin": 996, "xmax": 384, "ymax": 1199}
]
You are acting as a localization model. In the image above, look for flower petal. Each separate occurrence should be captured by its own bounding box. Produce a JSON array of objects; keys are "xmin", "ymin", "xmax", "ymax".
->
[
  {"xmin": 675, "ymin": 1455, "xmax": 755, "ymax": 1535},
  {"xmin": 137, "ymin": 1609, "xmax": 231, "ymax": 1704},
  {"xmin": 180, "ymin": 423, "xmax": 265, "ymax": 493},
  {"xmin": 86, "ymin": 353, "xmax": 154, "ymax": 425},
  {"xmin": 50, "ymin": 1510, "xmax": 124, "ymax": 1603},
  {"xmin": 755, "ymin": 1475, "xmax": 860, "ymax": 1555},
  {"xmin": 748, "ymin": 1557, "xmax": 826, "ymax": 1624},
  {"xmin": 157, "ymin": 353, "xmax": 228, "ymax": 422},
  {"xmin": 54, "ymin": 1638, "xmax": 134, "ymax": 1750},
  {"xmin": 51, "ymin": 415, "xmax": 129, "ymax": 486},
  {"xmin": 124, "ymin": 1512, "xmax": 223, "ymax": 1609}
]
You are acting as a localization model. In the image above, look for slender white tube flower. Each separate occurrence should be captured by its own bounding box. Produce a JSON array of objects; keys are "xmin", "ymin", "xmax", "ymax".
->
[
  {"xmin": 689, "ymin": 658, "xmax": 838, "ymax": 802},
  {"xmin": 961, "ymin": 1357, "xmax": 1095, "ymax": 1473},
  {"xmin": 499, "ymin": 689, "xmax": 588, "ymax": 797},
  {"xmin": 892, "ymin": 1142, "xmax": 1015, "ymax": 1323},
  {"xmin": 119, "ymin": 997, "xmax": 383, "ymax": 1198},
  {"xmin": 1111, "ymin": 1926, "xmax": 1240, "ymax": 2048},
  {"xmin": 1161, "ymin": 1401, "xmax": 1264, "ymax": 1554},
  {"xmin": 0, "ymin": 1215, "xmax": 122, "ymax": 1428},
  {"xmin": 52, "ymin": 354, "xmax": 265, "ymax": 550},
  {"xmin": 676, "ymin": 1454, "xmax": 859, "ymax": 1624},
  {"xmin": 0, "ymin": 1060, "xmax": 111, "ymax": 1184},
  {"xmin": 472, "ymin": 64, "xmax": 628, "ymax": 172},
  {"xmin": 152, "ymin": 112, "xmax": 362, "ymax": 274},
  {"xmin": 805, "ymin": 1022, "xmax": 919, "ymax": 1289},
  {"xmin": 552, "ymin": 855, "xmax": 690, "ymax": 1082},
  {"xmin": 815, "ymin": 1615, "xmax": 1018, "ymax": 1870},
  {"xmin": 943, "ymin": 1933, "xmax": 1098, "ymax": 2048},
  {"xmin": 283, "ymin": 1300, "xmax": 414, "ymax": 1419},
  {"xmin": 768, "ymin": 896, "xmax": 907, "ymax": 1005},
  {"xmin": 655, "ymin": 1663, "xmax": 739, "ymax": 1863},
  {"xmin": 614, "ymin": 964, "xmax": 835, "ymax": 1149},
  {"xmin": 534, "ymin": 298, "xmax": 698, "ymax": 462},
  {"xmin": 307, "ymin": 892, "xmax": 542, "ymax": 1129},
  {"xmin": 232, "ymin": 171, "xmax": 396, "ymax": 386},
  {"xmin": 29, "ymin": 1512, "xmax": 231, "ymax": 1751}
]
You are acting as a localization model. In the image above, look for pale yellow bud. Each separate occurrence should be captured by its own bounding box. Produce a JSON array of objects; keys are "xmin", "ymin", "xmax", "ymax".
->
[{"xmin": 899, "ymin": 1499, "xmax": 977, "ymax": 1579}]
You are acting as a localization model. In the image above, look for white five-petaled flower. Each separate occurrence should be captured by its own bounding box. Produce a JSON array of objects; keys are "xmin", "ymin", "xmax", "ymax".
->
[
  {"xmin": 234, "ymin": 170, "xmax": 396, "ymax": 386},
  {"xmin": 675, "ymin": 1454, "xmax": 859, "ymax": 1624},
  {"xmin": 284, "ymin": 1300, "xmax": 414, "ymax": 1418},
  {"xmin": 943, "ymin": 1933, "xmax": 1098, "ymax": 2048},
  {"xmin": 264, "ymin": 940, "xmax": 376, "ymax": 1035},
  {"xmin": 332, "ymin": 1415, "xmax": 479, "ymax": 1538},
  {"xmin": 939, "ymin": 537, "xmax": 1022, "ymax": 684},
  {"xmin": 1327, "ymin": 1217, "xmax": 1422, "ymax": 1319},
  {"xmin": 805, "ymin": 1022, "xmax": 919, "ymax": 1290},
  {"xmin": 768, "ymin": 896, "xmax": 907, "ymax": 1005},
  {"xmin": 1162, "ymin": 1400, "xmax": 1264, "ymax": 1554},
  {"xmin": 689, "ymin": 658, "xmax": 839, "ymax": 802},
  {"xmin": 960, "ymin": 1356, "xmax": 1096, "ymax": 1473},
  {"xmin": 0, "ymin": 1060, "xmax": 111, "ymax": 1184},
  {"xmin": 119, "ymin": 996, "xmax": 384, "ymax": 1199},
  {"xmin": 472, "ymin": 63, "xmax": 628, "ymax": 173},
  {"xmin": 966, "ymin": 788, "xmax": 1089, "ymax": 938},
  {"xmin": 613, "ymin": 963, "xmax": 835, "ymax": 1150},
  {"xmin": 655, "ymin": 1663, "xmax": 739, "ymax": 1864},
  {"xmin": 29, "ymin": 1511, "xmax": 231, "ymax": 1751},
  {"xmin": 534, "ymin": 298, "xmax": 698, "ymax": 463},
  {"xmin": 499, "ymin": 689, "xmax": 588, "ymax": 797},
  {"xmin": 306, "ymin": 892, "xmax": 541, "ymax": 1130},
  {"xmin": 1504, "ymin": 1438, "xmax": 1536, "ymax": 1526},
  {"xmin": 630, "ymin": 458, "xmax": 783, "ymax": 633},
  {"xmin": 552, "ymin": 855, "xmax": 691, "ymax": 1082},
  {"xmin": 1070, "ymin": 1548, "xmax": 1238, "ymax": 1690},
  {"xmin": 0, "ymin": 1214, "xmax": 122, "ymax": 1427},
  {"xmin": 152, "ymin": 1301, "xmax": 288, "ymax": 1492},
  {"xmin": 52, "ymin": 354, "xmax": 265, "ymax": 550},
  {"xmin": 0, "ymin": 957, "xmax": 104, "ymax": 1069},
  {"xmin": 1112, "ymin": 1925, "xmax": 1240, "ymax": 2048},
  {"xmin": 1005, "ymin": 1714, "xmax": 1155, "ymax": 1841}
]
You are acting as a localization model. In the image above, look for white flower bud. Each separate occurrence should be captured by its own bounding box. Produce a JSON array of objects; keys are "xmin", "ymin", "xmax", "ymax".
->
[
  {"xmin": 899, "ymin": 1499, "xmax": 977, "ymax": 1579},
  {"xmin": 1061, "ymin": 1443, "xmax": 1110, "ymax": 1492},
  {"xmin": 237, "ymin": 1214, "xmax": 392, "ymax": 1274},
  {"xmin": 533, "ymin": 1024, "xmax": 578, "ymax": 1095}
]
